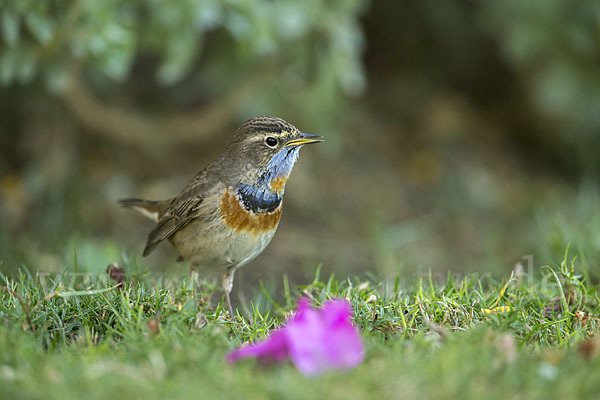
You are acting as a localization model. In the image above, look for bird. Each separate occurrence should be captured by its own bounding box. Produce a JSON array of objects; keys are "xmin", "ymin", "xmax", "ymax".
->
[{"xmin": 119, "ymin": 116, "xmax": 322, "ymax": 316}]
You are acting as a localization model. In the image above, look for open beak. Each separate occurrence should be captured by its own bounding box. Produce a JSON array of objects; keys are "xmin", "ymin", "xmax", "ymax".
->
[{"xmin": 284, "ymin": 132, "xmax": 324, "ymax": 147}]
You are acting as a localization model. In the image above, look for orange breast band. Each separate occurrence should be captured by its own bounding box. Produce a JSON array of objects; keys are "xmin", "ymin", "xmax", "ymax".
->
[{"xmin": 220, "ymin": 189, "xmax": 282, "ymax": 234}]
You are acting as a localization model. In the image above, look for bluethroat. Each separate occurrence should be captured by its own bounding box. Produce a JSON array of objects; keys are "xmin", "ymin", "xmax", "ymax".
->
[{"xmin": 119, "ymin": 116, "xmax": 322, "ymax": 316}]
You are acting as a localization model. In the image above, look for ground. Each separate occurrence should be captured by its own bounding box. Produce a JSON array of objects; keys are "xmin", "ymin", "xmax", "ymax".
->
[{"xmin": 1, "ymin": 252, "xmax": 599, "ymax": 400}]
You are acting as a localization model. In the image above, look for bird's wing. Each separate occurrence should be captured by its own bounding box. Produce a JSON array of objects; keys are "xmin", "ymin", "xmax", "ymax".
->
[{"xmin": 142, "ymin": 168, "xmax": 222, "ymax": 256}]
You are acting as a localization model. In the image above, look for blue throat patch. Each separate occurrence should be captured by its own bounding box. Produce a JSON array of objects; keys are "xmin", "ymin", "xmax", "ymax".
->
[
  {"xmin": 236, "ymin": 184, "xmax": 282, "ymax": 213},
  {"xmin": 236, "ymin": 146, "xmax": 301, "ymax": 214}
]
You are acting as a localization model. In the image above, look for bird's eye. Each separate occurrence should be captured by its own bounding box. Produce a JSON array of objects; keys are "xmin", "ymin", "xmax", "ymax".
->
[{"xmin": 265, "ymin": 136, "xmax": 278, "ymax": 147}]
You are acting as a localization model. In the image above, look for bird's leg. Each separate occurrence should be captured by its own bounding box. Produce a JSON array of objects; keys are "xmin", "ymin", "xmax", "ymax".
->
[
  {"xmin": 221, "ymin": 267, "xmax": 236, "ymax": 318},
  {"xmin": 189, "ymin": 263, "xmax": 199, "ymax": 296}
]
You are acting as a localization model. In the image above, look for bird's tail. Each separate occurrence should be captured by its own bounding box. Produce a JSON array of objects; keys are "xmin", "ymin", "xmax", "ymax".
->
[{"xmin": 118, "ymin": 198, "xmax": 169, "ymax": 222}]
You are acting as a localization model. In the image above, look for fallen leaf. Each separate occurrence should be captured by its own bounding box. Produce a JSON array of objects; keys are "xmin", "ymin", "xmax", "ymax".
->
[
  {"xmin": 106, "ymin": 263, "xmax": 125, "ymax": 285},
  {"xmin": 575, "ymin": 310, "xmax": 590, "ymax": 325},
  {"xmin": 544, "ymin": 289, "xmax": 578, "ymax": 317},
  {"xmin": 579, "ymin": 336, "xmax": 600, "ymax": 360},
  {"xmin": 194, "ymin": 312, "xmax": 208, "ymax": 329},
  {"xmin": 147, "ymin": 318, "xmax": 160, "ymax": 336}
]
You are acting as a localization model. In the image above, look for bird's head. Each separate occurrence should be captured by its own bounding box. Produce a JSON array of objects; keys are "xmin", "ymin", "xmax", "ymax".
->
[{"xmin": 227, "ymin": 116, "xmax": 322, "ymax": 194}]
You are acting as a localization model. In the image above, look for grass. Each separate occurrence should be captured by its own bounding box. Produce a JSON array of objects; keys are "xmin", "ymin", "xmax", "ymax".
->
[{"xmin": 1, "ymin": 251, "xmax": 599, "ymax": 400}]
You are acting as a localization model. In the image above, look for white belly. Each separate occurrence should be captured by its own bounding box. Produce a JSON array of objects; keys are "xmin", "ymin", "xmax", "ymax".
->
[{"xmin": 170, "ymin": 217, "xmax": 278, "ymax": 270}]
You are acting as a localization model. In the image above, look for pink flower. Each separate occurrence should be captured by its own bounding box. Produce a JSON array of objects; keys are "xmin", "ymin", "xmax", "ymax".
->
[{"xmin": 226, "ymin": 298, "xmax": 364, "ymax": 375}]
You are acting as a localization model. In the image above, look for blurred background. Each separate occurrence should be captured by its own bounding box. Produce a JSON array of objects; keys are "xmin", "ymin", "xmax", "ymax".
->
[{"xmin": 2, "ymin": 0, "xmax": 600, "ymax": 292}]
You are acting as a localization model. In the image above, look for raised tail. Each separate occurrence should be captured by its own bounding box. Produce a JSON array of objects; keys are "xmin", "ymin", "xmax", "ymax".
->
[{"xmin": 118, "ymin": 198, "xmax": 170, "ymax": 222}]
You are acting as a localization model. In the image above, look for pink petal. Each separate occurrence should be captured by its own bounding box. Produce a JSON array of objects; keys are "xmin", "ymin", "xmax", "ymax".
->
[
  {"xmin": 286, "ymin": 302, "xmax": 330, "ymax": 375},
  {"xmin": 321, "ymin": 300, "xmax": 364, "ymax": 369},
  {"xmin": 286, "ymin": 299, "xmax": 364, "ymax": 375},
  {"xmin": 226, "ymin": 329, "xmax": 288, "ymax": 364},
  {"xmin": 321, "ymin": 299, "xmax": 353, "ymax": 324},
  {"xmin": 226, "ymin": 298, "xmax": 364, "ymax": 375}
]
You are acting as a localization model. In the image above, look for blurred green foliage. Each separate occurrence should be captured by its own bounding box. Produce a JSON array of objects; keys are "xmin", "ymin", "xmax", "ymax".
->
[
  {"xmin": 484, "ymin": 0, "xmax": 600, "ymax": 170},
  {"xmin": 1, "ymin": 0, "xmax": 366, "ymax": 124},
  {"xmin": 537, "ymin": 182, "xmax": 600, "ymax": 271}
]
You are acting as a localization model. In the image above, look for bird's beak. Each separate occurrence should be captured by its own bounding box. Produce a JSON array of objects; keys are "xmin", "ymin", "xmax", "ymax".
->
[{"xmin": 284, "ymin": 132, "xmax": 324, "ymax": 147}]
